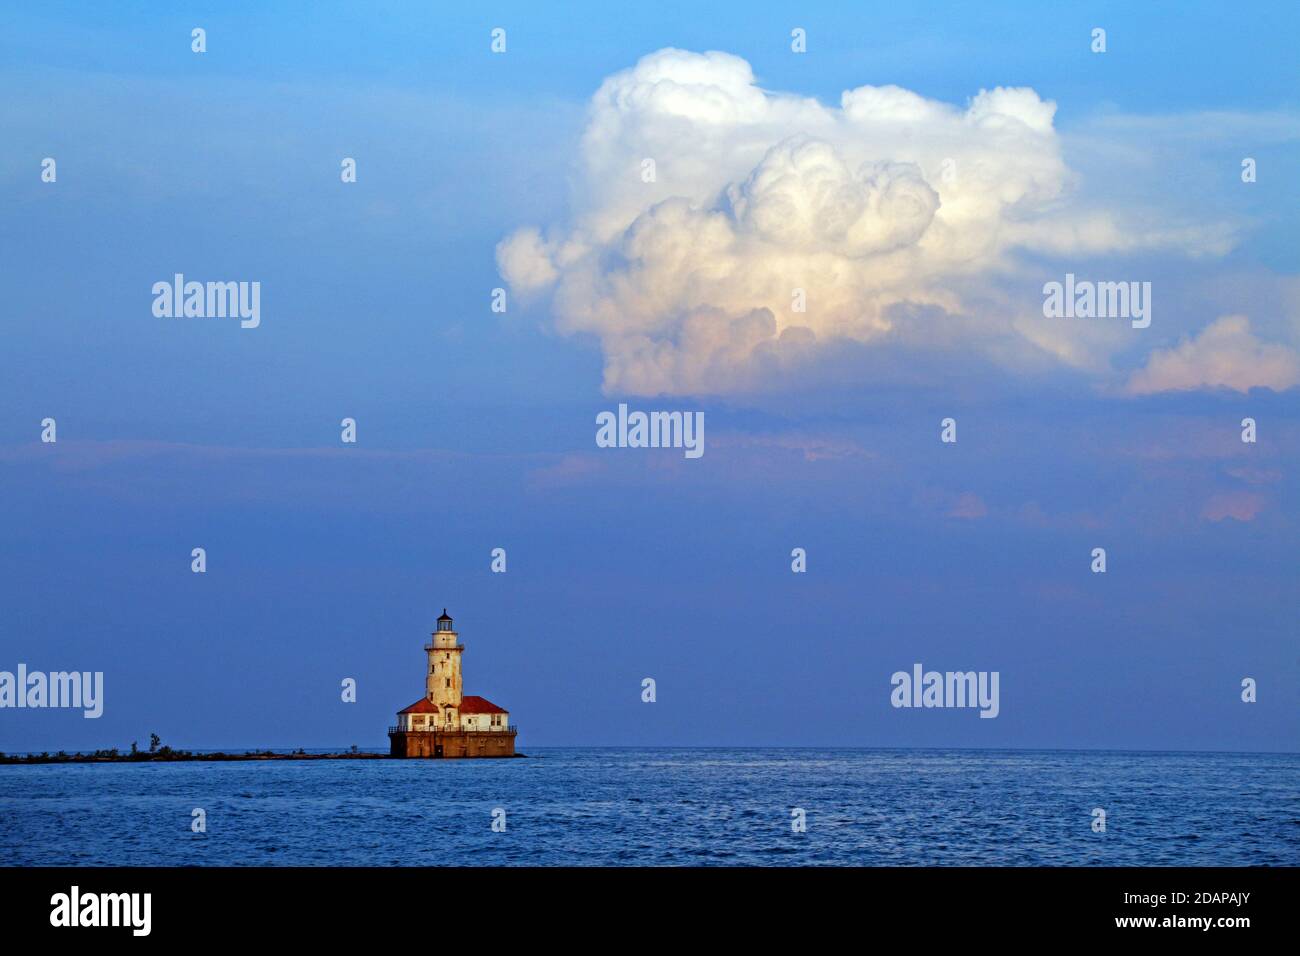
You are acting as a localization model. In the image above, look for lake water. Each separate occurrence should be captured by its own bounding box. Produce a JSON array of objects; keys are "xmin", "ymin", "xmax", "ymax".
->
[{"xmin": 2, "ymin": 748, "xmax": 1296, "ymax": 866}]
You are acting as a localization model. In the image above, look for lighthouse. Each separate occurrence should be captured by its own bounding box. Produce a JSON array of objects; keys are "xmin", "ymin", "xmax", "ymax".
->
[
  {"xmin": 388, "ymin": 610, "xmax": 517, "ymax": 758},
  {"xmin": 426, "ymin": 609, "xmax": 463, "ymax": 728}
]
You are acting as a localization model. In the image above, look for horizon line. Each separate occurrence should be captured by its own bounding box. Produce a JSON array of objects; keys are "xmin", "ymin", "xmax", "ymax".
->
[{"xmin": 4, "ymin": 744, "xmax": 1297, "ymax": 759}]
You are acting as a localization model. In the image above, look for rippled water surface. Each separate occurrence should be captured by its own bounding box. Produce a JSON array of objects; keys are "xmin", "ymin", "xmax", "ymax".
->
[{"xmin": 2, "ymin": 749, "xmax": 1296, "ymax": 866}]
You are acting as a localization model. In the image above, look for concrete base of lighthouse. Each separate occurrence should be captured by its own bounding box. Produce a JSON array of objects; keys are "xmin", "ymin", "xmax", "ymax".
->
[{"xmin": 388, "ymin": 729, "xmax": 517, "ymax": 759}]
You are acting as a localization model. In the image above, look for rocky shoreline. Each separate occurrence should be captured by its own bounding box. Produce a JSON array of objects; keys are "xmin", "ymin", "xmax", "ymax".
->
[
  {"xmin": 1, "ymin": 749, "xmax": 388, "ymax": 764},
  {"xmin": 1, "ymin": 741, "xmax": 527, "ymax": 765},
  {"xmin": 2, "ymin": 751, "xmax": 529, "ymax": 764}
]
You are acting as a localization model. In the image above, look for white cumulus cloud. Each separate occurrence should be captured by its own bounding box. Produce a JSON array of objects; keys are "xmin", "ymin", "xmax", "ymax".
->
[
  {"xmin": 497, "ymin": 48, "xmax": 1234, "ymax": 395},
  {"xmin": 1125, "ymin": 315, "xmax": 1300, "ymax": 394}
]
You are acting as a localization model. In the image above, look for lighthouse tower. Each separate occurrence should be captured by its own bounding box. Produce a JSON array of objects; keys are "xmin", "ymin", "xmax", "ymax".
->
[
  {"xmin": 426, "ymin": 609, "xmax": 463, "ymax": 728},
  {"xmin": 390, "ymin": 608, "xmax": 515, "ymax": 757}
]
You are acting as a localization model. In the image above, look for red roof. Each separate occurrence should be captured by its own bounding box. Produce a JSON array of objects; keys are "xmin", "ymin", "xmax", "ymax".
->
[
  {"xmin": 459, "ymin": 695, "xmax": 507, "ymax": 715},
  {"xmin": 398, "ymin": 698, "xmax": 440, "ymax": 715},
  {"xmin": 398, "ymin": 695, "xmax": 507, "ymax": 715}
]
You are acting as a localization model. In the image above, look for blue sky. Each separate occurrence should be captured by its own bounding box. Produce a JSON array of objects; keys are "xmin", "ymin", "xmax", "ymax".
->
[{"xmin": 1, "ymin": 2, "xmax": 1297, "ymax": 753}]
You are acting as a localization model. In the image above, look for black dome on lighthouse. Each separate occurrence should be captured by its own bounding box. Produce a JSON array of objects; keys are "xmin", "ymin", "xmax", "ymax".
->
[{"xmin": 437, "ymin": 609, "xmax": 452, "ymax": 622}]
